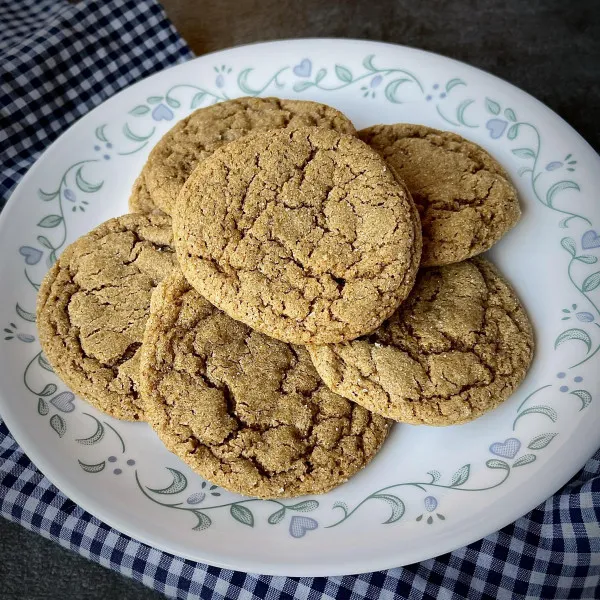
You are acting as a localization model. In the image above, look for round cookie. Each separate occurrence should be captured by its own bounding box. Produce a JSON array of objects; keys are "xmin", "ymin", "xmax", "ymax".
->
[
  {"xmin": 308, "ymin": 258, "xmax": 534, "ymax": 426},
  {"xmin": 140, "ymin": 271, "xmax": 390, "ymax": 499},
  {"xmin": 145, "ymin": 96, "xmax": 356, "ymax": 214},
  {"xmin": 37, "ymin": 214, "xmax": 176, "ymax": 421},
  {"xmin": 359, "ymin": 124, "xmax": 521, "ymax": 266},
  {"xmin": 128, "ymin": 175, "xmax": 164, "ymax": 215},
  {"xmin": 173, "ymin": 126, "xmax": 422, "ymax": 345}
]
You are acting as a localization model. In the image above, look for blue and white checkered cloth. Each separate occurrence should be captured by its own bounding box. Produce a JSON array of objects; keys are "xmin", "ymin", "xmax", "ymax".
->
[{"xmin": 1, "ymin": 1, "xmax": 599, "ymax": 598}]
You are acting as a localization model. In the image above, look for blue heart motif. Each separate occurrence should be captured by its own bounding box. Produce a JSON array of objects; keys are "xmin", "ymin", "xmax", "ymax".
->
[
  {"xmin": 50, "ymin": 391, "xmax": 75, "ymax": 413},
  {"xmin": 581, "ymin": 230, "xmax": 600, "ymax": 250},
  {"xmin": 293, "ymin": 58, "xmax": 312, "ymax": 78},
  {"xmin": 486, "ymin": 118, "xmax": 508, "ymax": 139},
  {"xmin": 19, "ymin": 246, "xmax": 42, "ymax": 265},
  {"xmin": 152, "ymin": 103, "xmax": 174, "ymax": 121},
  {"xmin": 289, "ymin": 515, "xmax": 318, "ymax": 538},
  {"xmin": 489, "ymin": 438, "xmax": 521, "ymax": 459}
]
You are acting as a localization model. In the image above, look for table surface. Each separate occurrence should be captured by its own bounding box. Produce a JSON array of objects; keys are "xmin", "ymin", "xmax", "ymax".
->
[{"xmin": 1, "ymin": 0, "xmax": 598, "ymax": 598}]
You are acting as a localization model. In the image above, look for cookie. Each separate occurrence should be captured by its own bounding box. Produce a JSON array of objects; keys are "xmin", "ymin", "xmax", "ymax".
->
[
  {"xmin": 128, "ymin": 175, "xmax": 165, "ymax": 215},
  {"xmin": 173, "ymin": 126, "xmax": 422, "ymax": 345},
  {"xmin": 140, "ymin": 271, "xmax": 390, "ymax": 498},
  {"xmin": 308, "ymin": 258, "xmax": 534, "ymax": 426},
  {"xmin": 36, "ymin": 214, "xmax": 176, "ymax": 421},
  {"xmin": 359, "ymin": 124, "xmax": 521, "ymax": 266},
  {"xmin": 144, "ymin": 96, "xmax": 357, "ymax": 214}
]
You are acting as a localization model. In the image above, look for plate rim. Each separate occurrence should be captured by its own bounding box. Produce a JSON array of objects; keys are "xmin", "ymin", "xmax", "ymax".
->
[{"xmin": 1, "ymin": 37, "xmax": 599, "ymax": 577}]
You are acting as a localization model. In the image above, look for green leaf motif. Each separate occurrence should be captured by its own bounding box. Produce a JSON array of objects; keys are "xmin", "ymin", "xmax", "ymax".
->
[
  {"xmin": 191, "ymin": 92, "xmax": 206, "ymax": 108},
  {"xmin": 50, "ymin": 414, "xmax": 66, "ymax": 437},
  {"xmin": 428, "ymin": 470, "xmax": 441, "ymax": 483},
  {"xmin": 78, "ymin": 460, "xmax": 105, "ymax": 473},
  {"xmin": 450, "ymin": 464, "xmax": 470, "ymax": 487},
  {"xmin": 560, "ymin": 237, "xmax": 576, "ymax": 256},
  {"xmin": 371, "ymin": 493, "xmax": 405, "ymax": 524},
  {"xmin": 512, "ymin": 147, "xmax": 536, "ymax": 160},
  {"xmin": 456, "ymin": 100, "xmax": 477, "ymax": 127},
  {"xmin": 288, "ymin": 500, "xmax": 319, "ymax": 512},
  {"xmin": 267, "ymin": 507, "xmax": 286, "ymax": 525},
  {"xmin": 555, "ymin": 328, "xmax": 591, "ymax": 353},
  {"xmin": 293, "ymin": 81, "xmax": 314, "ymax": 93},
  {"xmin": 384, "ymin": 78, "xmax": 411, "ymax": 103},
  {"xmin": 192, "ymin": 510, "xmax": 212, "ymax": 531},
  {"xmin": 76, "ymin": 417, "xmax": 105, "ymax": 445},
  {"xmin": 335, "ymin": 65, "xmax": 352, "ymax": 83},
  {"xmin": 16, "ymin": 303, "xmax": 36, "ymax": 322},
  {"xmin": 147, "ymin": 467, "xmax": 188, "ymax": 495},
  {"xmin": 576, "ymin": 255, "xmax": 598, "ymax": 264},
  {"xmin": 37, "ymin": 215, "xmax": 63, "ymax": 228},
  {"xmin": 147, "ymin": 96, "xmax": 163, "ymax": 104},
  {"xmin": 75, "ymin": 166, "xmax": 103, "ymax": 193},
  {"xmin": 37, "ymin": 235, "xmax": 54, "ymax": 250},
  {"xmin": 362, "ymin": 54, "xmax": 377, "ymax": 71},
  {"xmin": 582, "ymin": 272, "xmax": 600, "ymax": 292},
  {"xmin": 504, "ymin": 108, "xmax": 517, "ymax": 122},
  {"xmin": 570, "ymin": 389, "xmax": 592, "ymax": 411},
  {"xmin": 513, "ymin": 454, "xmax": 536, "ymax": 467},
  {"xmin": 237, "ymin": 68, "xmax": 261, "ymax": 95},
  {"xmin": 38, "ymin": 189, "xmax": 57, "ymax": 201},
  {"xmin": 486, "ymin": 459, "xmax": 509, "ymax": 470},
  {"xmin": 315, "ymin": 68, "xmax": 327, "ymax": 84},
  {"xmin": 38, "ymin": 398, "xmax": 49, "ymax": 415},
  {"xmin": 445, "ymin": 78, "xmax": 466, "ymax": 92},
  {"xmin": 546, "ymin": 180, "xmax": 580, "ymax": 208},
  {"xmin": 559, "ymin": 217, "xmax": 571, "ymax": 228},
  {"xmin": 517, "ymin": 166, "xmax": 532, "ymax": 177},
  {"xmin": 528, "ymin": 433, "xmax": 558, "ymax": 450},
  {"xmin": 507, "ymin": 124, "xmax": 520, "ymax": 140},
  {"xmin": 332, "ymin": 500, "xmax": 348, "ymax": 515},
  {"xmin": 129, "ymin": 105, "xmax": 150, "ymax": 116},
  {"xmin": 166, "ymin": 97, "xmax": 180, "ymax": 108},
  {"xmin": 122, "ymin": 123, "xmax": 155, "ymax": 143},
  {"xmin": 40, "ymin": 383, "xmax": 57, "ymax": 397},
  {"xmin": 95, "ymin": 125, "xmax": 108, "ymax": 142},
  {"xmin": 514, "ymin": 406, "xmax": 558, "ymax": 429},
  {"xmin": 38, "ymin": 353, "xmax": 54, "ymax": 372},
  {"xmin": 230, "ymin": 504, "xmax": 254, "ymax": 527},
  {"xmin": 485, "ymin": 98, "xmax": 501, "ymax": 115}
]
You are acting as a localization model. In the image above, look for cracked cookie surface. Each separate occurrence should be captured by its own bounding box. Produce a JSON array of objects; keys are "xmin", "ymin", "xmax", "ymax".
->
[
  {"xmin": 140, "ymin": 271, "xmax": 390, "ymax": 498},
  {"xmin": 173, "ymin": 126, "xmax": 422, "ymax": 344},
  {"xmin": 144, "ymin": 97, "xmax": 356, "ymax": 215},
  {"xmin": 359, "ymin": 124, "xmax": 521, "ymax": 266},
  {"xmin": 308, "ymin": 258, "xmax": 534, "ymax": 425},
  {"xmin": 128, "ymin": 175, "xmax": 165, "ymax": 215},
  {"xmin": 36, "ymin": 214, "xmax": 176, "ymax": 421}
]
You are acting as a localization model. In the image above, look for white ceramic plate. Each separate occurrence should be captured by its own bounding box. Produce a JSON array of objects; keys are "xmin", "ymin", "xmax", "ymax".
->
[{"xmin": 1, "ymin": 39, "xmax": 599, "ymax": 577}]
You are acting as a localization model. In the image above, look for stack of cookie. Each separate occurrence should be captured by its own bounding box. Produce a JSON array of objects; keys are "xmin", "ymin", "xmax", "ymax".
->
[{"xmin": 37, "ymin": 97, "xmax": 534, "ymax": 499}]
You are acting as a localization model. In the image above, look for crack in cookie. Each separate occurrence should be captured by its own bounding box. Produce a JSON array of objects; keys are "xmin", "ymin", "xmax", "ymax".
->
[
  {"xmin": 359, "ymin": 124, "xmax": 521, "ymax": 267},
  {"xmin": 143, "ymin": 97, "xmax": 357, "ymax": 215},
  {"xmin": 36, "ymin": 214, "xmax": 176, "ymax": 421},
  {"xmin": 140, "ymin": 271, "xmax": 390, "ymax": 498},
  {"xmin": 308, "ymin": 258, "xmax": 534, "ymax": 426},
  {"xmin": 173, "ymin": 127, "xmax": 422, "ymax": 344}
]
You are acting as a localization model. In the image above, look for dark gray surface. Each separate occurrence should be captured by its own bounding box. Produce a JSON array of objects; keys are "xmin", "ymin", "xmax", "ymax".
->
[{"xmin": 1, "ymin": 1, "xmax": 599, "ymax": 598}]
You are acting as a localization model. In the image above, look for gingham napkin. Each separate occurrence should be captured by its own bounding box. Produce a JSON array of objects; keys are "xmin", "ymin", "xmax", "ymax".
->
[{"xmin": 1, "ymin": 1, "xmax": 599, "ymax": 598}]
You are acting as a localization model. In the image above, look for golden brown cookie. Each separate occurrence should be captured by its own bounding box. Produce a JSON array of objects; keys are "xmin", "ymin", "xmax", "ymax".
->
[
  {"xmin": 140, "ymin": 271, "xmax": 390, "ymax": 498},
  {"xmin": 36, "ymin": 214, "xmax": 176, "ymax": 421},
  {"xmin": 144, "ymin": 96, "xmax": 357, "ymax": 215},
  {"xmin": 308, "ymin": 258, "xmax": 534, "ymax": 426},
  {"xmin": 128, "ymin": 175, "xmax": 165, "ymax": 215},
  {"xmin": 173, "ymin": 126, "xmax": 422, "ymax": 345},
  {"xmin": 359, "ymin": 124, "xmax": 521, "ymax": 266}
]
